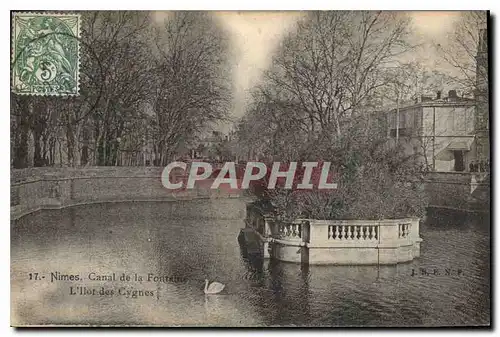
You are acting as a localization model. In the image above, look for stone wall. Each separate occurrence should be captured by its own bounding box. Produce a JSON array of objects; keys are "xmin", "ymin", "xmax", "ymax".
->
[
  {"xmin": 11, "ymin": 167, "xmax": 246, "ymax": 220},
  {"xmin": 424, "ymin": 172, "xmax": 490, "ymax": 211}
]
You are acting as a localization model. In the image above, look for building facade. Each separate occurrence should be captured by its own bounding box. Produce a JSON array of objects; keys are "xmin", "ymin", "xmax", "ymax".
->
[{"xmin": 388, "ymin": 91, "xmax": 477, "ymax": 172}]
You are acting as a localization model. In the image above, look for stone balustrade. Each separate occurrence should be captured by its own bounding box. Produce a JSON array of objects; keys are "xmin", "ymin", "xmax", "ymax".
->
[
  {"xmin": 274, "ymin": 223, "xmax": 302, "ymax": 240},
  {"xmin": 327, "ymin": 224, "xmax": 378, "ymax": 241},
  {"xmin": 244, "ymin": 202, "xmax": 422, "ymax": 265}
]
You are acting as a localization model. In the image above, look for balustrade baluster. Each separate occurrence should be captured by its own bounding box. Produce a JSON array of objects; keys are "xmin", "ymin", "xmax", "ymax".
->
[
  {"xmin": 328, "ymin": 226, "xmax": 333, "ymax": 239},
  {"xmin": 353, "ymin": 226, "xmax": 358, "ymax": 240},
  {"xmin": 340, "ymin": 226, "xmax": 346, "ymax": 240},
  {"xmin": 334, "ymin": 226, "xmax": 340, "ymax": 240},
  {"xmin": 347, "ymin": 226, "xmax": 352, "ymax": 240},
  {"xmin": 399, "ymin": 225, "xmax": 403, "ymax": 238},
  {"xmin": 404, "ymin": 224, "xmax": 409, "ymax": 238}
]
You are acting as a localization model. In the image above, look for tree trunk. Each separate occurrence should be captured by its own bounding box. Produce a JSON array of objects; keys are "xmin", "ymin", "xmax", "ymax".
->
[
  {"xmin": 66, "ymin": 120, "xmax": 75, "ymax": 167},
  {"xmin": 13, "ymin": 123, "xmax": 29, "ymax": 168},
  {"xmin": 33, "ymin": 128, "xmax": 43, "ymax": 167},
  {"xmin": 12, "ymin": 98, "xmax": 31, "ymax": 169},
  {"xmin": 81, "ymin": 123, "xmax": 90, "ymax": 166}
]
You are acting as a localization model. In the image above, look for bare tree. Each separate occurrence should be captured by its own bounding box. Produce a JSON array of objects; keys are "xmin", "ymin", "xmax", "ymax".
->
[
  {"xmin": 436, "ymin": 11, "xmax": 489, "ymax": 162},
  {"xmin": 436, "ymin": 11, "xmax": 488, "ymax": 99},
  {"xmin": 10, "ymin": 11, "xmax": 156, "ymax": 168},
  {"xmin": 258, "ymin": 11, "xmax": 412, "ymax": 142},
  {"xmin": 11, "ymin": 11, "xmax": 232, "ymax": 168},
  {"xmin": 150, "ymin": 12, "xmax": 231, "ymax": 165},
  {"xmin": 236, "ymin": 11, "xmax": 413, "ymax": 162},
  {"xmin": 79, "ymin": 11, "xmax": 154, "ymax": 166}
]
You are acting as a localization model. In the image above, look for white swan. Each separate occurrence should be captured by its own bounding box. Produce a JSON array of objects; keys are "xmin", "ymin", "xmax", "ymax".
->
[{"xmin": 204, "ymin": 279, "xmax": 225, "ymax": 294}]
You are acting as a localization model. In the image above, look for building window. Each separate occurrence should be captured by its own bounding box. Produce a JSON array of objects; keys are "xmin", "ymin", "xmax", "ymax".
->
[
  {"xmin": 399, "ymin": 111, "xmax": 406, "ymax": 129},
  {"xmin": 389, "ymin": 112, "xmax": 397, "ymax": 128},
  {"xmin": 453, "ymin": 109, "xmax": 466, "ymax": 132},
  {"xmin": 413, "ymin": 110, "xmax": 420, "ymax": 130},
  {"xmin": 453, "ymin": 151, "xmax": 465, "ymax": 172}
]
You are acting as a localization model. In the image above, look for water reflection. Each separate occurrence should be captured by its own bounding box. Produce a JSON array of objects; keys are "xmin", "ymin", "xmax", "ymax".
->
[
  {"xmin": 239, "ymin": 246, "xmax": 265, "ymax": 285},
  {"xmin": 11, "ymin": 200, "xmax": 490, "ymax": 326}
]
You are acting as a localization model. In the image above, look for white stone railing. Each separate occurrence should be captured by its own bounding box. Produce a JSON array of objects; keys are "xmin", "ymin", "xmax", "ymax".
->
[
  {"xmin": 327, "ymin": 224, "xmax": 378, "ymax": 241},
  {"xmin": 243, "ymin": 203, "xmax": 422, "ymax": 264},
  {"xmin": 398, "ymin": 222, "xmax": 411, "ymax": 238},
  {"xmin": 275, "ymin": 222, "xmax": 302, "ymax": 241},
  {"xmin": 304, "ymin": 219, "xmax": 419, "ymax": 247}
]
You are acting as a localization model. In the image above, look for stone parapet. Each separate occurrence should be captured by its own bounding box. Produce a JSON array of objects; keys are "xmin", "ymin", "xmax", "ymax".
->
[
  {"xmin": 11, "ymin": 167, "xmax": 245, "ymax": 220},
  {"xmin": 243, "ymin": 202, "xmax": 422, "ymax": 265}
]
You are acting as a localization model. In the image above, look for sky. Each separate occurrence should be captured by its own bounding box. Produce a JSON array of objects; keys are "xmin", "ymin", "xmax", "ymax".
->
[
  {"xmin": 212, "ymin": 11, "xmax": 467, "ymax": 131},
  {"xmin": 214, "ymin": 12, "xmax": 305, "ymax": 127},
  {"xmin": 156, "ymin": 11, "xmax": 470, "ymax": 132}
]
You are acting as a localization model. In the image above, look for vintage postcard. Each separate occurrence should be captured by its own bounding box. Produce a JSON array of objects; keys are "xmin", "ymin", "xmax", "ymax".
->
[{"xmin": 10, "ymin": 10, "xmax": 490, "ymax": 327}]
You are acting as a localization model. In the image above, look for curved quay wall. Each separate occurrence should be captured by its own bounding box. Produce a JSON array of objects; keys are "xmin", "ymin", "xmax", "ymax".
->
[
  {"xmin": 11, "ymin": 167, "xmax": 246, "ymax": 221},
  {"xmin": 245, "ymin": 203, "xmax": 422, "ymax": 265}
]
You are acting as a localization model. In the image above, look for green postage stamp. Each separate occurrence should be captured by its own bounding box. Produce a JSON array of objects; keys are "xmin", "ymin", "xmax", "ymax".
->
[{"xmin": 11, "ymin": 12, "xmax": 80, "ymax": 96}]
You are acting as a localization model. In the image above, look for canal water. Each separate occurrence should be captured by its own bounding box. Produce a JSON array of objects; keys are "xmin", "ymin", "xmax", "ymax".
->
[{"xmin": 11, "ymin": 199, "xmax": 490, "ymax": 326}]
